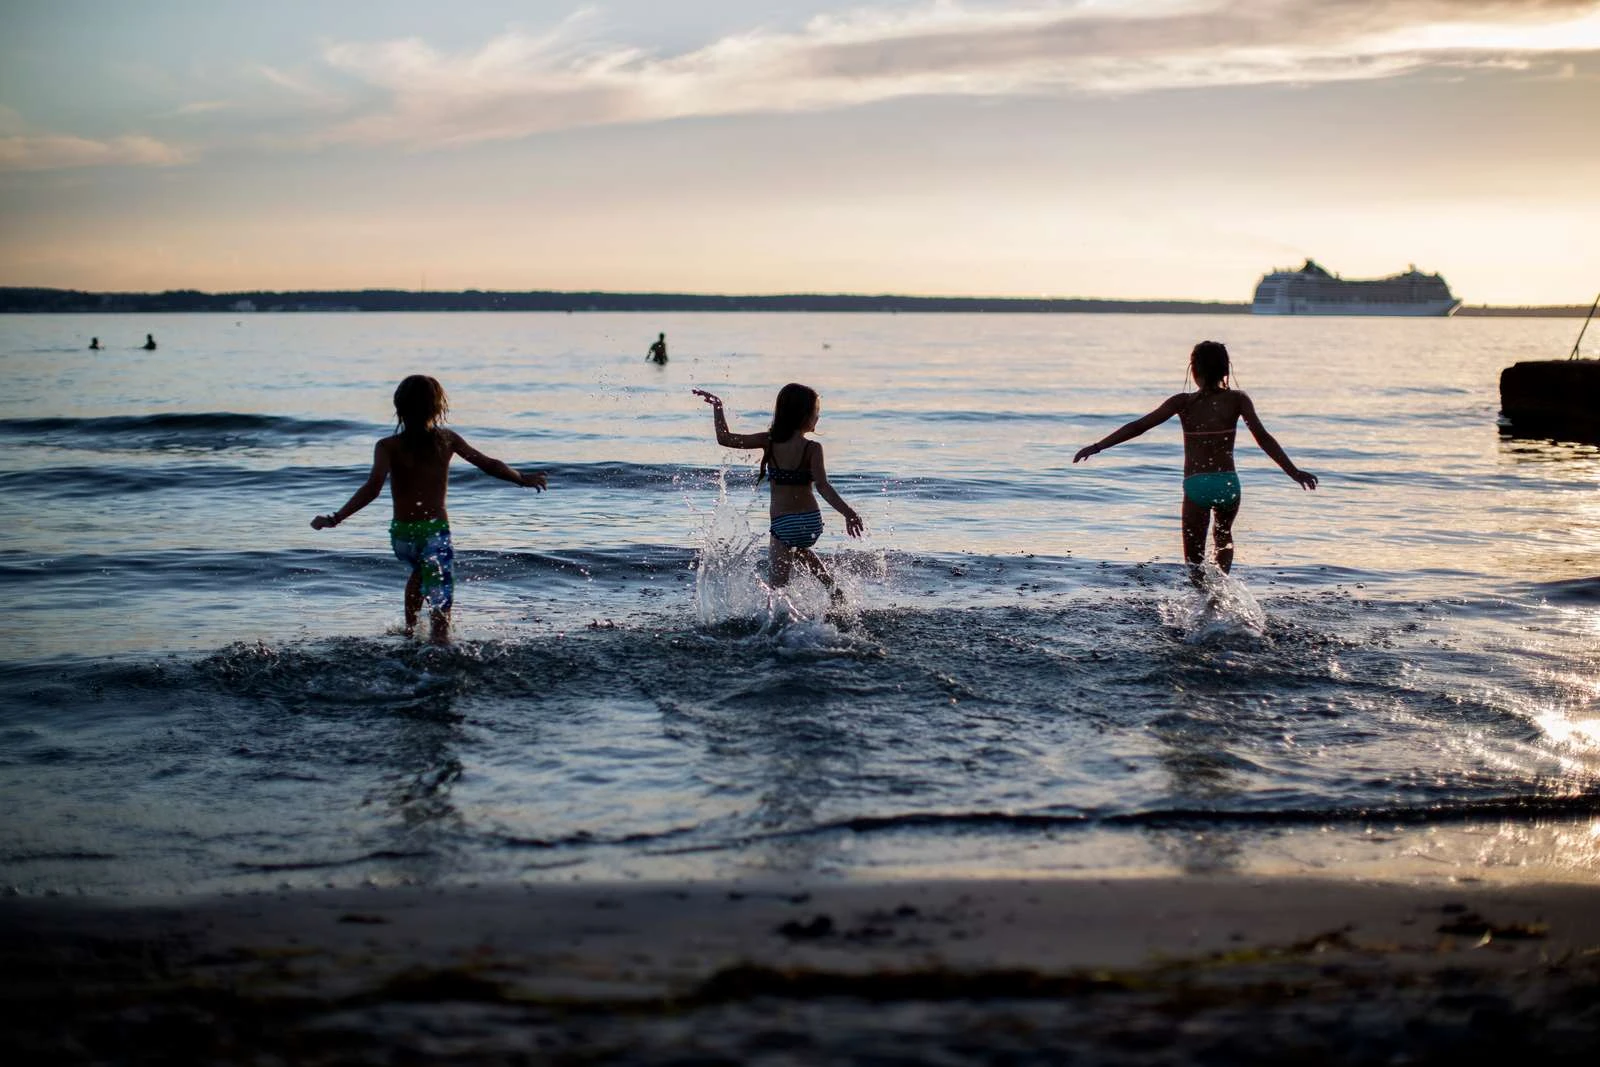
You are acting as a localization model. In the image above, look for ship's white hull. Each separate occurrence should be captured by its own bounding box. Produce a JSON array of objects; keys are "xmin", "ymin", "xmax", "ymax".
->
[{"xmin": 1252, "ymin": 299, "xmax": 1461, "ymax": 317}]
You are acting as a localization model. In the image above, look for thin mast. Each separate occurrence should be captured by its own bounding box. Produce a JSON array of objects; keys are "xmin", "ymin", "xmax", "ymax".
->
[{"xmin": 1571, "ymin": 292, "xmax": 1600, "ymax": 360}]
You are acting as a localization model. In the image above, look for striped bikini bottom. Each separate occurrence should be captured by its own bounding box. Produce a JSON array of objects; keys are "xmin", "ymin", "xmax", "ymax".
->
[{"xmin": 769, "ymin": 510, "xmax": 824, "ymax": 549}]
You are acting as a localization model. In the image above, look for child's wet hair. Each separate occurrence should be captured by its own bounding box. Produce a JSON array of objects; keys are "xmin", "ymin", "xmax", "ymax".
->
[
  {"xmin": 759, "ymin": 382, "xmax": 819, "ymax": 483},
  {"xmin": 393, "ymin": 375, "xmax": 449, "ymax": 447},
  {"xmin": 1190, "ymin": 341, "xmax": 1230, "ymax": 389}
]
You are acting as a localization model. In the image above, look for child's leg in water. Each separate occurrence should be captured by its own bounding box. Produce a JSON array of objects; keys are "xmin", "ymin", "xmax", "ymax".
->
[
  {"xmin": 1181, "ymin": 498, "xmax": 1212, "ymax": 586},
  {"xmin": 403, "ymin": 567, "xmax": 452, "ymax": 642},
  {"xmin": 404, "ymin": 568, "xmax": 423, "ymax": 635},
  {"xmin": 794, "ymin": 547, "xmax": 842, "ymax": 600},
  {"xmin": 1211, "ymin": 501, "xmax": 1240, "ymax": 574},
  {"xmin": 768, "ymin": 539, "xmax": 794, "ymax": 587},
  {"xmin": 768, "ymin": 540, "xmax": 841, "ymax": 600}
]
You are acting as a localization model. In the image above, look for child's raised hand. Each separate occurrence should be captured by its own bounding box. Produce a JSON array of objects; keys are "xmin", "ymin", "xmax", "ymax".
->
[
  {"xmin": 519, "ymin": 470, "xmax": 548, "ymax": 492},
  {"xmin": 691, "ymin": 389, "xmax": 722, "ymax": 407}
]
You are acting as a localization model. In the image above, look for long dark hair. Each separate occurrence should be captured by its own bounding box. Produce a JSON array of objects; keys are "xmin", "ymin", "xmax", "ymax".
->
[
  {"xmin": 393, "ymin": 374, "xmax": 449, "ymax": 456},
  {"xmin": 1189, "ymin": 341, "xmax": 1230, "ymax": 391},
  {"xmin": 758, "ymin": 382, "xmax": 818, "ymax": 483}
]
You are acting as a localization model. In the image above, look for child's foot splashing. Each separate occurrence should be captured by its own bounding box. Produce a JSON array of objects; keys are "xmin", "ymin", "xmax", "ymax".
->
[
  {"xmin": 1189, "ymin": 562, "xmax": 1267, "ymax": 641},
  {"xmin": 693, "ymin": 383, "xmax": 866, "ymax": 612},
  {"xmin": 311, "ymin": 375, "xmax": 547, "ymax": 644},
  {"xmin": 1073, "ymin": 341, "xmax": 1317, "ymax": 585}
]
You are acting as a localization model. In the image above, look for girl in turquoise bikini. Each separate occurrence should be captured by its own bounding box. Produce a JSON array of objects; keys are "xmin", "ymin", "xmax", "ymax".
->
[
  {"xmin": 311, "ymin": 375, "xmax": 546, "ymax": 643},
  {"xmin": 1073, "ymin": 341, "xmax": 1316, "ymax": 582}
]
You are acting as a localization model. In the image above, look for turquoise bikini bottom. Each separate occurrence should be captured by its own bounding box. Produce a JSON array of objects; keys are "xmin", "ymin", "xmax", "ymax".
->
[{"xmin": 1183, "ymin": 471, "xmax": 1241, "ymax": 509}]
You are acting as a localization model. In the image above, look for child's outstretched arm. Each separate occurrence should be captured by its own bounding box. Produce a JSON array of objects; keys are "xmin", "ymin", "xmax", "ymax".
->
[
  {"xmin": 809, "ymin": 442, "xmax": 864, "ymax": 538},
  {"xmin": 1073, "ymin": 394, "xmax": 1186, "ymax": 463},
  {"xmin": 449, "ymin": 431, "xmax": 547, "ymax": 490},
  {"xmin": 1239, "ymin": 393, "xmax": 1317, "ymax": 490},
  {"xmin": 692, "ymin": 390, "xmax": 769, "ymax": 449},
  {"xmin": 311, "ymin": 441, "xmax": 391, "ymax": 529}
]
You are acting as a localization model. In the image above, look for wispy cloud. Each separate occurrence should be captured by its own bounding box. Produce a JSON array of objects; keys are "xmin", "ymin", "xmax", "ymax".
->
[
  {"xmin": 256, "ymin": 63, "xmax": 354, "ymax": 112},
  {"xmin": 308, "ymin": 0, "xmax": 1600, "ymax": 148},
  {"xmin": 0, "ymin": 134, "xmax": 190, "ymax": 172},
  {"xmin": 171, "ymin": 100, "xmax": 235, "ymax": 116}
]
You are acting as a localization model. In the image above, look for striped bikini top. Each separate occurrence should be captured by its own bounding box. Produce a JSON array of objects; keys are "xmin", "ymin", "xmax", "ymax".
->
[{"xmin": 768, "ymin": 440, "xmax": 813, "ymax": 485}]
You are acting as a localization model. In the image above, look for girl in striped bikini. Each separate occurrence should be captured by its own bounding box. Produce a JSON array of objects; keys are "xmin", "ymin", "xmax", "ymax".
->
[
  {"xmin": 693, "ymin": 383, "xmax": 864, "ymax": 595},
  {"xmin": 1072, "ymin": 341, "xmax": 1317, "ymax": 584}
]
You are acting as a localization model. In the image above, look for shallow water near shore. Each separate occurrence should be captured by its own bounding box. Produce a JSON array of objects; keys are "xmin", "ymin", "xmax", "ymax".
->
[{"xmin": 1, "ymin": 311, "xmax": 1597, "ymax": 895}]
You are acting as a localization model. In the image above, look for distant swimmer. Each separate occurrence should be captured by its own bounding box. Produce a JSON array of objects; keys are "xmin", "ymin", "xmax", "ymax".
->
[
  {"xmin": 142, "ymin": 333, "xmax": 157, "ymax": 351},
  {"xmin": 1072, "ymin": 340, "xmax": 1317, "ymax": 586},
  {"xmin": 647, "ymin": 332, "xmax": 668, "ymax": 364},
  {"xmin": 311, "ymin": 374, "xmax": 547, "ymax": 644},
  {"xmin": 89, "ymin": 337, "xmax": 101, "ymax": 350}
]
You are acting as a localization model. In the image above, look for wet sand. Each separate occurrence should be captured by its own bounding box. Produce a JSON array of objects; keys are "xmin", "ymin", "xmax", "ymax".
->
[{"xmin": 4, "ymin": 876, "xmax": 1599, "ymax": 1064}]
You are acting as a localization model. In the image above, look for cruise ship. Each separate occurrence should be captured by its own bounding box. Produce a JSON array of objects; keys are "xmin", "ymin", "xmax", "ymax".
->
[{"xmin": 1251, "ymin": 260, "xmax": 1461, "ymax": 316}]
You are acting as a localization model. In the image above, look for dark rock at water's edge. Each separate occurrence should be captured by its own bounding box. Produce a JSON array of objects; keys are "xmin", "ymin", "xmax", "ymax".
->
[{"xmin": 1499, "ymin": 360, "xmax": 1600, "ymax": 443}]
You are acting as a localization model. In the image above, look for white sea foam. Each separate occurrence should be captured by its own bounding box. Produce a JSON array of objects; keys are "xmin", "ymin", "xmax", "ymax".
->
[
  {"xmin": 691, "ymin": 469, "xmax": 772, "ymax": 626},
  {"xmin": 1160, "ymin": 565, "xmax": 1269, "ymax": 646},
  {"xmin": 690, "ymin": 468, "xmax": 870, "ymax": 632}
]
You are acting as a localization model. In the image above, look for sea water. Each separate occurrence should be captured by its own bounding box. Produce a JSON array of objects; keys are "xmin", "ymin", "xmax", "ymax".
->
[{"xmin": 1, "ymin": 312, "xmax": 1597, "ymax": 895}]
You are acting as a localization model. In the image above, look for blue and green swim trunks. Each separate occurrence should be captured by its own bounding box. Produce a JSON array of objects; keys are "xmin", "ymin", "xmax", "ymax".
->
[
  {"xmin": 390, "ymin": 518, "xmax": 454, "ymax": 611},
  {"xmin": 1182, "ymin": 471, "xmax": 1242, "ymax": 509}
]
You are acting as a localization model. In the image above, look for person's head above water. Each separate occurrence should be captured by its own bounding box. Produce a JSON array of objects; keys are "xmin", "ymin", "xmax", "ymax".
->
[
  {"xmin": 769, "ymin": 382, "xmax": 819, "ymax": 443},
  {"xmin": 757, "ymin": 382, "xmax": 820, "ymax": 483},
  {"xmin": 393, "ymin": 374, "xmax": 449, "ymax": 439},
  {"xmin": 1190, "ymin": 341, "xmax": 1230, "ymax": 390}
]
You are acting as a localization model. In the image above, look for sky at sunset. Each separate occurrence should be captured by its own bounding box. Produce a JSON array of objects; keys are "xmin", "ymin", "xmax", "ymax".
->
[{"xmin": 1, "ymin": 0, "xmax": 1597, "ymax": 303}]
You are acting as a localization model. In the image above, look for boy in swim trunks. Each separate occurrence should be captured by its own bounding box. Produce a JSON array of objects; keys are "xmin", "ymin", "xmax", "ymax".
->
[
  {"xmin": 1072, "ymin": 341, "xmax": 1316, "ymax": 584},
  {"xmin": 692, "ymin": 383, "xmax": 864, "ymax": 596},
  {"xmin": 311, "ymin": 375, "xmax": 546, "ymax": 643}
]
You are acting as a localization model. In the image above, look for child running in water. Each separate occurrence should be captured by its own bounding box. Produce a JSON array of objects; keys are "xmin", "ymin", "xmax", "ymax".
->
[
  {"xmin": 693, "ymin": 384, "xmax": 864, "ymax": 595},
  {"xmin": 312, "ymin": 375, "xmax": 546, "ymax": 643},
  {"xmin": 1072, "ymin": 341, "xmax": 1316, "ymax": 583}
]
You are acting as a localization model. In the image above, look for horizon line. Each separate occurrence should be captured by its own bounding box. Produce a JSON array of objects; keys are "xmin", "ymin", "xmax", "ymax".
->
[{"xmin": 0, "ymin": 286, "xmax": 1589, "ymax": 315}]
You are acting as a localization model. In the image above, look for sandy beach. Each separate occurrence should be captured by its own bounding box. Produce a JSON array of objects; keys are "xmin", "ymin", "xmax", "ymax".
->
[{"xmin": 5, "ymin": 876, "xmax": 1598, "ymax": 1064}]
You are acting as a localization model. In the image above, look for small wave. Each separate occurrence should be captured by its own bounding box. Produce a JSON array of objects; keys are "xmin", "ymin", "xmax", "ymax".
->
[
  {"xmin": 0, "ymin": 412, "xmax": 369, "ymax": 452},
  {"xmin": 0, "ymin": 849, "xmax": 120, "ymax": 862},
  {"xmin": 0, "ymin": 460, "xmax": 742, "ymax": 498},
  {"xmin": 233, "ymin": 848, "xmax": 433, "ymax": 873},
  {"xmin": 0, "ymin": 544, "xmax": 701, "ymax": 590},
  {"xmin": 755, "ymin": 792, "xmax": 1600, "ymax": 841},
  {"xmin": 0, "ymin": 463, "xmax": 351, "ymax": 497},
  {"xmin": 1519, "ymin": 576, "xmax": 1600, "ymax": 605}
]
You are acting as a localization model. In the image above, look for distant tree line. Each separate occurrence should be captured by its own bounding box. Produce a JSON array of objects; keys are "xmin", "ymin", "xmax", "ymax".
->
[
  {"xmin": 0, "ymin": 287, "xmax": 1586, "ymax": 316},
  {"xmin": 0, "ymin": 287, "xmax": 1250, "ymax": 315}
]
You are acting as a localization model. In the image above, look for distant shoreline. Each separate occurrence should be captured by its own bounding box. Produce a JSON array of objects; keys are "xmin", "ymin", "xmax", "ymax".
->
[{"xmin": 0, "ymin": 286, "xmax": 1587, "ymax": 316}]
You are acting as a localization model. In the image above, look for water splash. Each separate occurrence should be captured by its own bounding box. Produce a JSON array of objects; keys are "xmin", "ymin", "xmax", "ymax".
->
[
  {"xmin": 689, "ymin": 469, "xmax": 868, "ymax": 631},
  {"xmin": 692, "ymin": 469, "xmax": 774, "ymax": 626},
  {"xmin": 1161, "ymin": 565, "xmax": 1269, "ymax": 646}
]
